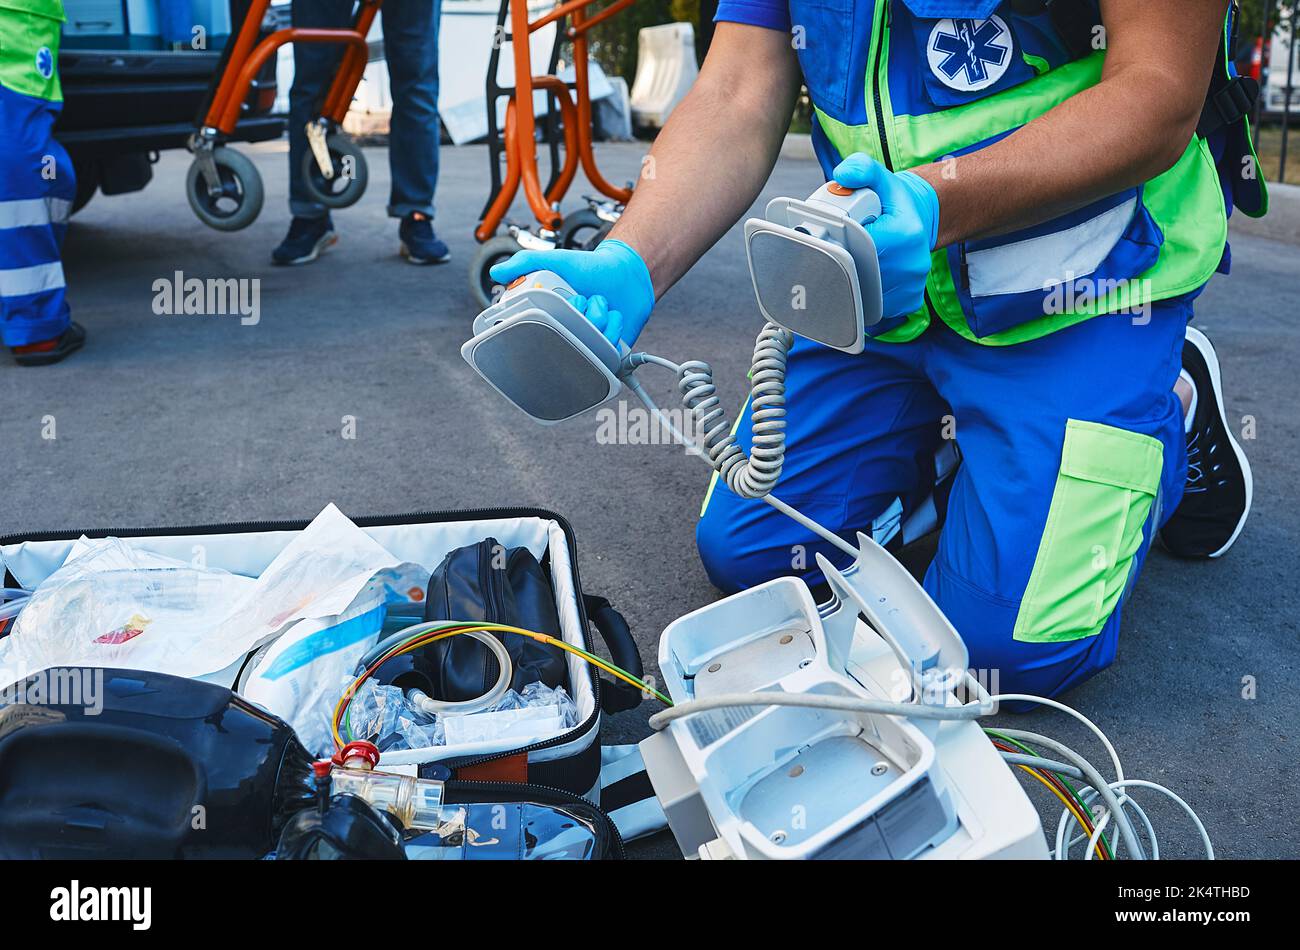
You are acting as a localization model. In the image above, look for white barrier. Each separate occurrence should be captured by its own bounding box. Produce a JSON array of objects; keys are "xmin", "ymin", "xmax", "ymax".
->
[{"xmin": 629, "ymin": 22, "xmax": 698, "ymax": 129}]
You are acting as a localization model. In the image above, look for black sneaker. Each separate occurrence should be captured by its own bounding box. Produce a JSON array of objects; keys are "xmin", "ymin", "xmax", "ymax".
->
[
  {"xmin": 271, "ymin": 215, "xmax": 338, "ymax": 265},
  {"xmin": 398, "ymin": 212, "xmax": 450, "ymax": 264},
  {"xmin": 11, "ymin": 321, "xmax": 86, "ymax": 366},
  {"xmin": 1160, "ymin": 326, "xmax": 1252, "ymax": 558}
]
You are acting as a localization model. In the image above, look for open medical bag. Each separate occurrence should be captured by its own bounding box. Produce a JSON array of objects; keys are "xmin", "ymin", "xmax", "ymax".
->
[{"xmin": 0, "ymin": 507, "xmax": 645, "ymax": 859}]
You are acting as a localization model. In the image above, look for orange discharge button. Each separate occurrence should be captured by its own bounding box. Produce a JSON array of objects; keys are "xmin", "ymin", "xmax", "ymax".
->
[
  {"xmin": 826, "ymin": 182, "xmax": 854, "ymax": 197},
  {"xmin": 507, "ymin": 275, "xmax": 528, "ymax": 290}
]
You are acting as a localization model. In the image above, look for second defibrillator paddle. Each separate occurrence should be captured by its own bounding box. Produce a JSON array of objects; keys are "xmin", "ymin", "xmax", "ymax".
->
[{"xmin": 743, "ymin": 182, "xmax": 884, "ymax": 354}]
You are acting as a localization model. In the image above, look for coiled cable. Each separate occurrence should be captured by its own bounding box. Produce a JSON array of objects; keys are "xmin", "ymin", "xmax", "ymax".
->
[
  {"xmin": 676, "ymin": 323, "xmax": 793, "ymax": 499},
  {"xmin": 623, "ymin": 326, "xmax": 860, "ymax": 561}
]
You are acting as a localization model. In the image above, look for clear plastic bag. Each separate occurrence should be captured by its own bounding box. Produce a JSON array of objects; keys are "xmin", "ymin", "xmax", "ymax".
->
[
  {"xmin": 4, "ymin": 537, "xmax": 258, "ymax": 680},
  {"xmin": 349, "ymin": 678, "xmax": 579, "ymax": 753}
]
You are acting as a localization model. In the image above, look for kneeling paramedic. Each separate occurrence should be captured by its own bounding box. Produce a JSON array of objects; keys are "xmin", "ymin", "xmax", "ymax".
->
[
  {"xmin": 1, "ymin": 0, "xmax": 85, "ymax": 366},
  {"xmin": 493, "ymin": 0, "xmax": 1264, "ymax": 697}
]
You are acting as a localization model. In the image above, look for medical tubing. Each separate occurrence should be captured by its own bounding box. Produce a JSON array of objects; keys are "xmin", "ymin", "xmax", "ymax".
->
[
  {"xmin": 404, "ymin": 630, "xmax": 514, "ymax": 715},
  {"xmin": 646, "ymin": 690, "xmax": 990, "ymax": 732},
  {"xmin": 0, "ymin": 588, "xmax": 31, "ymax": 622},
  {"xmin": 995, "ymin": 728, "xmax": 1146, "ymax": 860}
]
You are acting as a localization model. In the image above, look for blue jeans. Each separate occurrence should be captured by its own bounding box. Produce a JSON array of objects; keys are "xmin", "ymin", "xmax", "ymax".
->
[
  {"xmin": 289, "ymin": 0, "xmax": 441, "ymax": 220},
  {"xmin": 696, "ymin": 301, "xmax": 1193, "ymax": 699}
]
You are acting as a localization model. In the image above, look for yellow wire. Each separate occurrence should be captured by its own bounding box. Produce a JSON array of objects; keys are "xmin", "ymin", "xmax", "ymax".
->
[
  {"xmin": 333, "ymin": 622, "xmax": 670, "ymax": 748},
  {"xmin": 1014, "ymin": 765, "xmax": 1107, "ymax": 860},
  {"xmin": 468, "ymin": 622, "xmax": 671, "ymax": 704}
]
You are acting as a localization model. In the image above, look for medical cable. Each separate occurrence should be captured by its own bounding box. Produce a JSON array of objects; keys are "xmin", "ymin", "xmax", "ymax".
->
[
  {"xmin": 622, "ymin": 331, "xmax": 863, "ymax": 562},
  {"xmin": 334, "ymin": 620, "xmax": 672, "ymax": 749},
  {"xmin": 994, "ymin": 728, "xmax": 1146, "ymax": 860},
  {"xmin": 1067, "ymin": 780, "xmax": 1212, "ymax": 860},
  {"xmin": 987, "ymin": 728, "xmax": 1116, "ymax": 859},
  {"xmin": 997, "ymin": 750, "xmax": 1109, "ymax": 859},
  {"xmin": 646, "ymin": 689, "xmax": 994, "ymax": 733}
]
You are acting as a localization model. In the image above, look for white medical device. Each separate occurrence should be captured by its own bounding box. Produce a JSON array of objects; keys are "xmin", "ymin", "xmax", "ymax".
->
[
  {"xmin": 461, "ymin": 270, "xmax": 625, "ymax": 424},
  {"xmin": 459, "ymin": 186, "xmax": 1209, "ymax": 861},
  {"xmin": 743, "ymin": 182, "xmax": 885, "ymax": 354},
  {"xmin": 639, "ymin": 546, "xmax": 1046, "ymax": 860}
]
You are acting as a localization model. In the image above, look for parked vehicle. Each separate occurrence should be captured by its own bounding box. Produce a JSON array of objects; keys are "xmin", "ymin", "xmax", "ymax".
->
[{"xmin": 56, "ymin": 0, "xmax": 285, "ymax": 215}]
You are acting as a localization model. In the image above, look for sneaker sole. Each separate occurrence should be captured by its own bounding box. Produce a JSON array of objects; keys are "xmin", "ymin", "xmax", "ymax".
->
[
  {"xmin": 13, "ymin": 325, "xmax": 86, "ymax": 367},
  {"xmin": 399, "ymin": 242, "xmax": 451, "ymax": 265},
  {"xmin": 1185, "ymin": 325, "xmax": 1253, "ymax": 557},
  {"xmin": 271, "ymin": 232, "xmax": 338, "ymax": 266}
]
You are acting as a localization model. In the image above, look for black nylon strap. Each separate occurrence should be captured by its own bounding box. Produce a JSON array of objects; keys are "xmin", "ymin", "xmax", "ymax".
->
[{"xmin": 1198, "ymin": 75, "xmax": 1259, "ymax": 137}]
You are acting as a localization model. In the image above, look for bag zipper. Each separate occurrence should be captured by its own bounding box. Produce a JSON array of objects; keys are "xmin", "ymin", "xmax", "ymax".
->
[
  {"xmin": 0, "ymin": 506, "xmax": 607, "ymax": 767},
  {"xmin": 444, "ymin": 778, "xmax": 627, "ymax": 858},
  {"xmin": 475, "ymin": 538, "xmax": 505, "ymax": 693}
]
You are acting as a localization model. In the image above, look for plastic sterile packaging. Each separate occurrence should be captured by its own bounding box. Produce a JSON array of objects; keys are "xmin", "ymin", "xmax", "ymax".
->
[
  {"xmin": 346, "ymin": 677, "xmax": 579, "ymax": 752},
  {"xmin": 4, "ymin": 537, "xmax": 258, "ymax": 680}
]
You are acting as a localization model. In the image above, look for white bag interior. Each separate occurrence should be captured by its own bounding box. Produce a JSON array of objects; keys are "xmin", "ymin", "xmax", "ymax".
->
[{"xmin": 0, "ymin": 515, "xmax": 597, "ymax": 764}]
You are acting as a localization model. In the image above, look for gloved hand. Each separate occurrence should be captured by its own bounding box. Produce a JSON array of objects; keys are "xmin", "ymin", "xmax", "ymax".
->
[
  {"xmin": 831, "ymin": 153, "xmax": 941, "ymax": 320},
  {"xmin": 489, "ymin": 239, "xmax": 656, "ymax": 348}
]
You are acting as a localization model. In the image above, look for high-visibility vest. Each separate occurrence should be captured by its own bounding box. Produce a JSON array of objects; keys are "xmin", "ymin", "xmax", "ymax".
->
[
  {"xmin": 797, "ymin": 0, "xmax": 1268, "ymax": 345},
  {"xmin": 0, "ymin": 0, "xmax": 65, "ymax": 103}
]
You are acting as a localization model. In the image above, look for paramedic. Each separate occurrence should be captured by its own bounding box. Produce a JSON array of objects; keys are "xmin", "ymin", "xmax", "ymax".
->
[
  {"xmin": 1, "ymin": 0, "xmax": 85, "ymax": 366},
  {"xmin": 272, "ymin": 0, "xmax": 449, "ymax": 266},
  {"xmin": 491, "ymin": 0, "xmax": 1262, "ymax": 696}
]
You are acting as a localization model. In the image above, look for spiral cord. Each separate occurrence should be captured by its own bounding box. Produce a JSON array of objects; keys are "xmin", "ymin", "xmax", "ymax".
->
[{"xmin": 676, "ymin": 323, "xmax": 794, "ymax": 499}]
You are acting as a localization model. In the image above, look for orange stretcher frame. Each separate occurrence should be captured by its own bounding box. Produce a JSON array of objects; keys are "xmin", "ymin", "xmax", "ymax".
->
[
  {"xmin": 202, "ymin": 0, "xmax": 380, "ymax": 135},
  {"xmin": 475, "ymin": 0, "xmax": 637, "ymax": 242}
]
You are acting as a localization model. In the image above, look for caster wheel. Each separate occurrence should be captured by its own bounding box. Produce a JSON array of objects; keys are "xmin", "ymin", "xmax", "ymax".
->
[
  {"xmin": 557, "ymin": 207, "xmax": 613, "ymax": 250},
  {"xmin": 186, "ymin": 147, "xmax": 264, "ymax": 231},
  {"xmin": 469, "ymin": 234, "xmax": 527, "ymax": 310},
  {"xmin": 301, "ymin": 134, "xmax": 368, "ymax": 209}
]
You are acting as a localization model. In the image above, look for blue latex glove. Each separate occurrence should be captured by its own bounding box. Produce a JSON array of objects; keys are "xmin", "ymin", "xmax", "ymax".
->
[
  {"xmin": 489, "ymin": 239, "xmax": 656, "ymax": 347},
  {"xmin": 831, "ymin": 154, "xmax": 941, "ymax": 321}
]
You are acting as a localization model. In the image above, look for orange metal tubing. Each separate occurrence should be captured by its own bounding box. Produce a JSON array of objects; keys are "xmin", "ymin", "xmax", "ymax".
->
[
  {"xmin": 481, "ymin": 0, "xmax": 639, "ymax": 238},
  {"xmin": 323, "ymin": 1, "xmax": 382, "ymax": 121},
  {"xmin": 533, "ymin": 75, "xmax": 582, "ymax": 204},
  {"xmin": 570, "ymin": 9, "xmax": 632, "ymax": 203},
  {"xmin": 203, "ymin": 0, "xmax": 273, "ymax": 127},
  {"xmin": 509, "ymin": 0, "xmax": 562, "ymax": 229},
  {"xmin": 476, "ymin": 101, "xmax": 523, "ymax": 241},
  {"xmin": 567, "ymin": 0, "xmax": 636, "ymax": 36},
  {"xmin": 216, "ymin": 28, "xmax": 368, "ymax": 132}
]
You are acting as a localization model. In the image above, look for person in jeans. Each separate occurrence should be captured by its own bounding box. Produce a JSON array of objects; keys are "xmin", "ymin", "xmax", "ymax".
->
[{"xmin": 273, "ymin": 0, "xmax": 448, "ymax": 266}]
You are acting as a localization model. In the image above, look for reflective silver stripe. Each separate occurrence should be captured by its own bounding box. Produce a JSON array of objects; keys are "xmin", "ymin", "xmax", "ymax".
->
[
  {"xmin": 966, "ymin": 196, "xmax": 1138, "ymax": 298},
  {"xmin": 0, "ymin": 261, "xmax": 66, "ymax": 298},
  {"xmin": 0, "ymin": 197, "xmax": 73, "ymax": 229}
]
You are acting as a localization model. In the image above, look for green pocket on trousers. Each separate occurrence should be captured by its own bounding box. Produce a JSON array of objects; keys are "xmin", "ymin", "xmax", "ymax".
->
[{"xmin": 1013, "ymin": 420, "xmax": 1163, "ymax": 643}]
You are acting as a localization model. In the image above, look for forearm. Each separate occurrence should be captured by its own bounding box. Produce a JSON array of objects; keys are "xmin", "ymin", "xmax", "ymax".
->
[
  {"xmin": 910, "ymin": 0, "xmax": 1227, "ymax": 248},
  {"xmin": 607, "ymin": 24, "xmax": 801, "ymax": 297}
]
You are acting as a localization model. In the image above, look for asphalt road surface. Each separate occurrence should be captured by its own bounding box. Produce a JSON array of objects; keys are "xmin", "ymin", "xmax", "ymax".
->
[{"xmin": 4, "ymin": 140, "xmax": 1296, "ymax": 859}]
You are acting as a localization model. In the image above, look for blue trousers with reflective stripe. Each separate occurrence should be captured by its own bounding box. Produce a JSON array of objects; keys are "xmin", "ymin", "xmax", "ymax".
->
[
  {"xmin": 696, "ymin": 300, "xmax": 1192, "ymax": 699},
  {"xmin": 0, "ymin": 84, "xmax": 74, "ymax": 348}
]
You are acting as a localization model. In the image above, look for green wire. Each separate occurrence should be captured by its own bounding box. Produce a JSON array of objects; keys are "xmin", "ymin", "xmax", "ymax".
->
[
  {"xmin": 985, "ymin": 728, "xmax": 1116, "ymax": 860},
  {"xmin": 343, "ymin": 626, "xmax": 672, "ymax": 744}
]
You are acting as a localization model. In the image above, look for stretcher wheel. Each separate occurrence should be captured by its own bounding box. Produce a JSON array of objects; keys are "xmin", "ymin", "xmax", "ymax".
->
[
  {"xmin": 557, "ymin": 207, "xmax": 613, "ymax": 250},
  {"xmin": 186, "ymin": 147, "xmax": 264, "ymax": 232},
  {"xmin": 301, "ymin": 134, "xmax": 369, "ymax": 209},
  {"xmin": 470, "ymin": 234, "xmax": 525, "ymax": 309}
]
